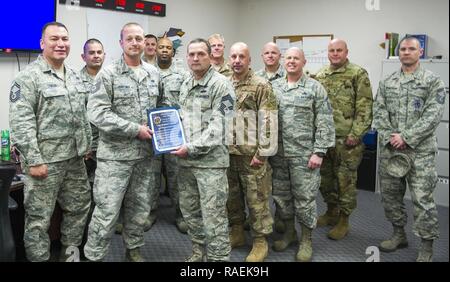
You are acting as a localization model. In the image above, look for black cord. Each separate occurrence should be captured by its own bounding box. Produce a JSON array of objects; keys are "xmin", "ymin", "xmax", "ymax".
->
[
  {"xmin": 15, "ymin": 52, "xmax": 21, "ymax": 72},
  {"xmin": 28, "ymin": 52, "xmax": 31, "ymax": 64}
]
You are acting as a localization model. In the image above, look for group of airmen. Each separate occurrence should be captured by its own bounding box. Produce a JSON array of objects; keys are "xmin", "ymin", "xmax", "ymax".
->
[{"xmin": 8, "ymin": 21, "xmax": 446, "ymax": 262}]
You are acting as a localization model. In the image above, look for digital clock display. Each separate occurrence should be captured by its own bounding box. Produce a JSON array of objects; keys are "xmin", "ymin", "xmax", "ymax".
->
[{"xmin": 59, "ymin": 0, "xmax": 166, "ymax": 17}]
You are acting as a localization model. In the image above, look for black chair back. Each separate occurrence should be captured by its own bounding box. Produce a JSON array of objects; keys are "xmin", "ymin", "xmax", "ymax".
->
[{"xmin": 0, "ymin": 161, "xmax": 17, "ymax": 262}]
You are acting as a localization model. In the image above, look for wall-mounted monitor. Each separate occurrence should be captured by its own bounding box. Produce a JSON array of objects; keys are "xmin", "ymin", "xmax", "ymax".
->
[{"xmin": 0, "ymin": 0, "xmax": 57, "ymax": 53}]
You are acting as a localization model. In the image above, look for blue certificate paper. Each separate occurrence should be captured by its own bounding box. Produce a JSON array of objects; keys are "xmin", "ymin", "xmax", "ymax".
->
[{"xmin": 147, "ymin": 107, "xmax": 186, "ymax": 154}]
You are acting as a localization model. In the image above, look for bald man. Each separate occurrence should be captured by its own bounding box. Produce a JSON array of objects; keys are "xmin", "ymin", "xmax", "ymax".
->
[
  {"xmin": 227, "ymin": 42, "xmax": 278, "ymax": 262},
  {"xmin": 270, "ymin": 47, "xmax": 335, "ymax": 261},
  {"xmin": 314, "ymin": 39, "xmax": 373, "ymax": 240},
  {"xmin": 255, "ymin": 42, "xmax": 287, "ymax": 233},
  {"xmin": 255, "ymin": 42, "xmax": 286, "ymax": 82}
]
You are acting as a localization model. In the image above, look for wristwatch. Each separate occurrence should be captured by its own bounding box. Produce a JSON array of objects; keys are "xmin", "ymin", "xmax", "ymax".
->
[{"xmin": 315, "ymin": 152, "xmax": 326, "ymax": 158}]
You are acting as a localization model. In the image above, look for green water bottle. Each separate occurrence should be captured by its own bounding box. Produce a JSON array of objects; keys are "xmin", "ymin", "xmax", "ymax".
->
[{"xmin": 1, "ymin": 129, "xmax": 11, "ymax": 161}]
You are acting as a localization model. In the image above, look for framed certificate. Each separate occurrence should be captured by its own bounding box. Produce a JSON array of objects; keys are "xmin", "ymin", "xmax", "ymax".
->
[{"xmin": 147, "ymin": 107, "xmax": 186, "ymax": 155}]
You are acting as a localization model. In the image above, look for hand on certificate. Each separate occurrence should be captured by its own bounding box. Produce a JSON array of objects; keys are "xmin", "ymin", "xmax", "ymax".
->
[
  {"xmin": 171, "ymin": 145, "xmax": 188, "ymax": 158},
  {"xmin": 137, "ymin": 125, "xmax": 153, "ymax": 140}
]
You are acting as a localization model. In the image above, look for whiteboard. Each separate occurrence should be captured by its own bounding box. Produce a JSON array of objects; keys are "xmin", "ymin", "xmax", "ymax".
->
[
  {"xmin": 86, "ymin": 8, "xmax": 148, "ymax": 66},
  {"xmin": 303, "ymin": 36, "xmax": 331, "ymax": 74},
  {"xmin": 273, "ymin": 34, "xmax": 333, "ymax": 75}
]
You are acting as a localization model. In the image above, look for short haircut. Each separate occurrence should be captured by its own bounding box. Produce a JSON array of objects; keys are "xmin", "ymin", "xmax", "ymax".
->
[
  {"xmin": 83, "ymin": 38, "xmax": 104, "ymax": 54},
  {"xmin": 120, "ymin": 22, "xmax": 143, "ymax": 40},
  {"xmin": 145, "ymin": 34, "xmax": 158, "ymax": 41},
  {"xmin": 187, "ymin": 38, "xmax": 211, "ymax": 55},
  {"xmin": 41, "ymin": 21, "xmax": 68, "ymax": 38},
  {"xmin": 398, "ymin": 36, "xmax": 422, "ymax": 49},
  {"xmin": 208, "ymin": 33, "xmax": 225, "ymax": 43}
]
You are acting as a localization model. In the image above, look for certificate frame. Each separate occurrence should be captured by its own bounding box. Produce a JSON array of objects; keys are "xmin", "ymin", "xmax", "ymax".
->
[{"xmin": 147, "ymin": 107, "xmax": 186, "ymax": 155}]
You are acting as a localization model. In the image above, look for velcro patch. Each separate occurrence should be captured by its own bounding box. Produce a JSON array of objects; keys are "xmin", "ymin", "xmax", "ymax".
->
[
  {"xmin": 91, "ymin": 80, "xmax": 102, "ymax": 93},
  {"xmin": 219, "ymin": 94, "xmax": 234, "ymax": 115},
  {"xmin": 412, "ymin": 97, "xmax": 423, "ymax": 111},
  {"xmin": 436, "ymin": 89, "xmax": 446, "ymax": 105},
  {"xmin": 10, "ymin": 82, "xmax": 21, "ymax": 103}
]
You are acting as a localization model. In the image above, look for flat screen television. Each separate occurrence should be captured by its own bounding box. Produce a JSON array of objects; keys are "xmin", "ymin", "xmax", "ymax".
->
[{"xmin": 0, "ymin": 0, "xmax": 57, "ymax": 53}]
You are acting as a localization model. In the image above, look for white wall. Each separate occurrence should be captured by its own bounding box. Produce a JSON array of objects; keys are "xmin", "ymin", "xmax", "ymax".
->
[
  {"xmin": 143, "ymin": 0, "xmax": 241, "ymax": 68},
  {"xmin": 1, "ymin": 0, "xmax": 448, "ymax": 127},
  {"xmin": 238, "ymin": 0, "xmax": 449, "ymax": 94},
  {"xmin": 0, "ymin": 0, "xmax": 240, "ymax": 130}
]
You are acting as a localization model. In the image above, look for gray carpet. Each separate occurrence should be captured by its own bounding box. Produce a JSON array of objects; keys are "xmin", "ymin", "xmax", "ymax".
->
[{"xmin": 103, "ymin": 190, "xmax": 449, "ymax": 262}]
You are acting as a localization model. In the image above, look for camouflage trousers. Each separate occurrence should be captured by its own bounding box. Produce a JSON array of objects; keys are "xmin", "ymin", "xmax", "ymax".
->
[
  {"xmin": 178, "ymin": 166, "xmax": 231, "ymax": 261},
  {"xmin": 149, "ymin": 154, "xmax": 181, "ymax": 214},
  {"xmin": 84, "ymin": 158, "xmax": 152, "ymax": 261},
  {"xmin": 149, "ymin": 155, "xmax": 162, "ymax": 213},
  {"xmin": 227, "ymin": 155, "xmax": 273, "ymax": 237},
  {"xmin": 271, "ymin": 154, "xmax": 320, "ymax": 229},
  {"xmin": 379, "ymin": 151, "xmax": 439, "ymax": 240},
  {"xmin": 23, "ymin": 156, "xmax": 91, "ymax": 262},
  {"xmin": 163, "ymin": 154, "xmax": 181, "ymax": 213},
  {"xmin": 319, "ymin": 138, "xmax": 364, "ymax": 215}
]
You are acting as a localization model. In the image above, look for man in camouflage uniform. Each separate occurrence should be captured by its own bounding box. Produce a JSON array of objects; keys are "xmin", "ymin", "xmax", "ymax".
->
[
  {"xmin": 79, "ymin": 38, "xmax": 105, "ymax": 257},
  {"xmin": 79, "ymin": 38, "xmax": 105, "ymax": 187},
  {"xmin": 208, "ymin": 34, "xmax": 233, "ymax": 78},
  {"xmin": 255, "ymin": 42, "xmax": 286, "ymax": 233},
  {"xmin": 226, "ymin": 42, "xmax": 277, "ymax": 262},
  {"xmin": 255, "ymin": 42, "xmax": 286, "ymax": 82},
  {"xmin": 314, "ymin": 39, "xmax": 373, "ymax": 240},
  {"xmin": 373, "ymin": 36, "xmax": 446, "ymax": 262},
  {"xmin": 270, "ymin": 47, "xmax": 335, "ymax": 262},
  {"xmin": 171, "ymin": 38, "xmax": 235, "ymax": 262},
  {"xmin": 142, "ymin": 33, "xmax": 157, "ymax": 65},
  {"xmin": 83, "ymin": 23, "xmax": 161, "ymax": 262},
  {"xmin": 146, "ymin": 37, "xmax": 188, "ymax": 233},
  {"xmin": 9, "ymin": 22, "xmax": 92, "ymax": 262}
]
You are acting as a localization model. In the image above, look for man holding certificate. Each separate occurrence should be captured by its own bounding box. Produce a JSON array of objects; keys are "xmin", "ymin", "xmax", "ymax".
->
[
  {"xmin": 171, "ymin": 38, "xmax": 235, "ymax": 262},
  {"xmin": 84, "ymin": 23, "xmax": 161, "ymax": 262}
]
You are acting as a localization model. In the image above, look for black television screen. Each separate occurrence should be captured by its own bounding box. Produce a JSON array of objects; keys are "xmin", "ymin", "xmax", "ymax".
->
[{"xmin": 0, "ymin": 0, "xmax": 57, "ymax": 53}]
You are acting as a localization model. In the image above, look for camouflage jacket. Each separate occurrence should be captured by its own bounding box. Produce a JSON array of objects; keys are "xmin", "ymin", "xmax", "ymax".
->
[
  {"xmin": 178, "ymin": 66, "xmax": 235, "ymax": 168},
  {"xmin": 373, "ymin": 65, "xmax": 446, "ymax": 154},
  {"xmin": 315, "ymin": 60, "xmax": 373, "ymax": 140},
  {"xmin": 272, "ymin": 74, "xmax": 335, "ymax": 157},
  {"xmin": 214, "ymin": 60, "xmax": 233, "ymax": 78},
  {"xmin": 255, "ymin": 64, "xmax": 286, "ymax": 82},
  {"xmin": 157, "ymin": 64, "xmax": 188, "ymax": 107},
  {"xmin": 142, "ymin": 55, "xmax": 156, "ymax": 66},
  {"xmin": 87, "ymin": 56, "xmax": 161, "ymax": 160},
  {"xmin": 79, "ymin": 66, "xmax": 99, "ymax": 151},
  {"xmin": 9, "ymin": 55, "xmax": 92, "ymax": 166},
  {"xmin": 228, "ymin": 70, "xmax": 278, "ymax": 159}
]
